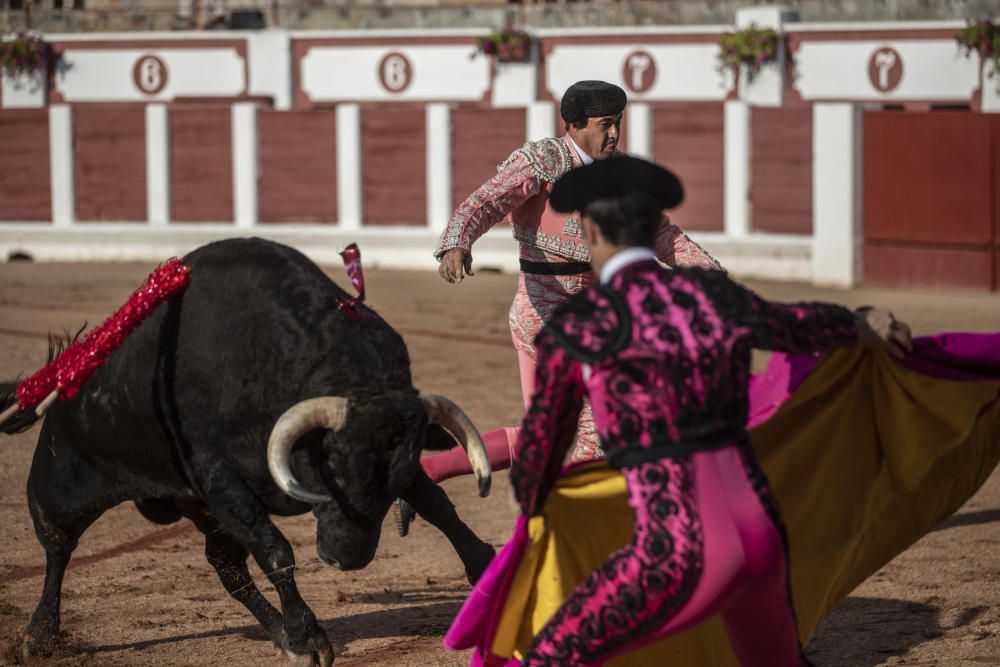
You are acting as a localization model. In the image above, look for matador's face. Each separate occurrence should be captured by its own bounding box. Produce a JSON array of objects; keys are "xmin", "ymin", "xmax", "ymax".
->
[{"xmin": 568, "ymin": 114, "xmax": 623, "ymax": 162}]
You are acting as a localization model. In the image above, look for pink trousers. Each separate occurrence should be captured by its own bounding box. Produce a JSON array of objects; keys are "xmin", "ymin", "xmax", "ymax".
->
[{"xmin": 489, "ymin": 271, "xmax": 602, "ymax": 464}]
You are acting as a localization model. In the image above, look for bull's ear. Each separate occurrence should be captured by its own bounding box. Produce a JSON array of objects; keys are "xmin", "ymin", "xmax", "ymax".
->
[{"xmin": 423, "ymin": 423, "xmax": 460, "ymax": 451}]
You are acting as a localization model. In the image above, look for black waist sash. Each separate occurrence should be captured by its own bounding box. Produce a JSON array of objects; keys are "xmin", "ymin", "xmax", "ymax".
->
[
  {"xmin": 519, "ymin": 259, "xmax": 593, "ymax": 276},
  {"xmin": 607, "ymin": 430, "xmax": 749, "ymax": 470}
]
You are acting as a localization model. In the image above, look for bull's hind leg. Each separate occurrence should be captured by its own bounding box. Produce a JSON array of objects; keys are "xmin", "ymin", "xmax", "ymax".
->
[
  {"xmin": 186, "ymin": 510, "xmax": 284, "ymax": 641},
  {"xmin": 190, "ymin": 455, "xmax": 333, "ymax": 667},
  {"xmin": 400, "ymin": 470, "xmax": 496, "ymax": 584},
  {"xmin": 23, "ymin": 426, "xmax": 116, "ymax": 656}
]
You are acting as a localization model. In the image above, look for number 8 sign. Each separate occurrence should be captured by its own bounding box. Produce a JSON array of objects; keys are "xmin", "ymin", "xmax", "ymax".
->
[{"xmin": 378, "ymin": 52, "xmax": 413, "ymax": 94}]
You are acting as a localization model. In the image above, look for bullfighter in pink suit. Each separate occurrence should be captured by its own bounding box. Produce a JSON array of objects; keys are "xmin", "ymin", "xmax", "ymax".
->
[
  {"xmin": 410, "ymin": 82, "xmax": 720, "ymax": 522},
  {"xmin": 508, "ymin": 157, "xmax": 911, "ymax": 666}
]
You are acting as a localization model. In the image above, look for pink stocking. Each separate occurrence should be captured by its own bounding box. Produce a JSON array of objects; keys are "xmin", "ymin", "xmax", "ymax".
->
[
  {"xmin": 421, "ymin": 427, "xmax": 519, "ymax": 483},
  {"xmin": 420, "ymin": 349, "xmax": 536, "ymax": 483}
]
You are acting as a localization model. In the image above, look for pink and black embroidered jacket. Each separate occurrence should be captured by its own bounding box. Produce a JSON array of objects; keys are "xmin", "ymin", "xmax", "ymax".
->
[
  {"xmin": 433, "ymin": 136, "xmax": 720, "ymax": 270},
  {"xmin": 510, "ymin": 261, "xmax": 859, "ymax": 516}
]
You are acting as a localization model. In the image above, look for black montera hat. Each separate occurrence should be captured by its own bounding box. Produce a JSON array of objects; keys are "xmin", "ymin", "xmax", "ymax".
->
[
  {"xmin": 560, "ymin": 80, "xmax": 628, "ymax": 123},
  {"xmin": 549, "ymin": 156, "xmax": 684, "ymax": 213}
]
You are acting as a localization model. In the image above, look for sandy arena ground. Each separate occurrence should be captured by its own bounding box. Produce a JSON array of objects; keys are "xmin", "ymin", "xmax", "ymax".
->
[{"xmin": 1, "ymin": 258, "xmax": 999, "ymax": 666}]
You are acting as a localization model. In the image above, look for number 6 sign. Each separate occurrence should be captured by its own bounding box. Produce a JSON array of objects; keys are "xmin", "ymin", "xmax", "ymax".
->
[{"xmin": 133, "ymin": 55, "xmax": 169, "ymax": 95}]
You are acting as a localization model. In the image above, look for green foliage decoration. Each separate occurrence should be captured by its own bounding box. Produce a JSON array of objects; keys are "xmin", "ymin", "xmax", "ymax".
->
[
  {"xmin": 475, "ymin": 23, "xmax": 534, "ymax": 63},
  {"xmin": 1, "ymin": 32, "xmax": 55, "ymax": 78},
  {"xmin": 955, "ymin": 18, "xmax": 1000, "ymax": 89},
  {"xmin": 718, "ymin": 24, "xmax": 781, "ymax": 82}
]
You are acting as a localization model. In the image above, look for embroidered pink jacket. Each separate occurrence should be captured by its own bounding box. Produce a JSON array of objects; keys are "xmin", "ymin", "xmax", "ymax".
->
[
  {"xmin": 510, "ymin": 262, "xmax": 859, "ymax": 516},
  {"xmin": 433, "ymin": 136, "xmax": 721, "ymax": 269}
]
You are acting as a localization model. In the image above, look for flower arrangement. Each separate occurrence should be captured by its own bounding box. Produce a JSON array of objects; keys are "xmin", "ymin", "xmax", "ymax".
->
[
  {"xmin": 1, "ymin": 32, "xmax": 56, "ymax": 79},
  {"xmin": 955, "ymin": 18, "xmax": 999, "ymax": 86},
  {"xmin": 717, "ymin": 23, "xmax": 781, "ymax": 82},
  {"xmin": 475, "ymin": 23, "xmax": 534, "ymax": 63}
]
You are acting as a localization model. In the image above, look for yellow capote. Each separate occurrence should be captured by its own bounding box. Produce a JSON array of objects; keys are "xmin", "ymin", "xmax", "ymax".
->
[{"xmin": 491, "ymin": 346, "xmax": 1000, "ymax": 665}]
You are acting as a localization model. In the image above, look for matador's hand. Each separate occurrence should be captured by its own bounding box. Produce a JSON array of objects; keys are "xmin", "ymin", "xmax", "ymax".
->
[
  {"xmin": 439, "ymin": 248, "xmax": 475, "ymax": 284},
  {"xmin": 856, "ymin": 307, "xmax": 913, "ymax": 359}
]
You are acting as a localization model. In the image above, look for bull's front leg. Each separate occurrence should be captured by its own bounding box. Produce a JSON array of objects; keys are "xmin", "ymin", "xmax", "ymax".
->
[
  {"xmin": 401, "ymin": 470, "xmax": 496, "ymax": 584},
  {"xmin": 186, "ymin": 510, "xmax": 284, "ymax": 640},
  {"xmin": 192, "ymin": 457, "xmax": 333, "ymax": 667}
]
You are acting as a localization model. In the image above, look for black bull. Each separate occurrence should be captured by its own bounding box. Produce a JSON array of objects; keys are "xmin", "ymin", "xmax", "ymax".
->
[{"xmin": 1, "ymin": 238, "xmax": 496, "ymax": 666}]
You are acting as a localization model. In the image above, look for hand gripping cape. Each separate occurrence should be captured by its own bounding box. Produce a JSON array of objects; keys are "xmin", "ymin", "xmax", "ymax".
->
[{"xmin": 446, "ymin": 333, "xmax": 1000, "ymax": 666}]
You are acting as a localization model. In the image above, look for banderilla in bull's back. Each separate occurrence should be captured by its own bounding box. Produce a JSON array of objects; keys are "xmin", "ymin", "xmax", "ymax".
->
[{"xmin": 0, "ymin": 257, "xmax": 191, "ymax": 428}]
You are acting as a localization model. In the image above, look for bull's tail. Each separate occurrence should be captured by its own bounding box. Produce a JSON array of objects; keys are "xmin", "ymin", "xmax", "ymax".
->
[
  {"xmin": 1, "ymin": 326, "xmax": 85, "ymax": 435},
  {"xmin": 0, "ymin": 391, "xmax": 38, "ymax": 434}
]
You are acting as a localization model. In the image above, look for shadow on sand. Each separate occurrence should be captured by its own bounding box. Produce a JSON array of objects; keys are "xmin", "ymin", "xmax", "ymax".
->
[
  {"xmin": 87, "ymin": 596, "xmax": 463, "ymax": 657},
  {"xmin": 933, "ymin": 508, "xmax": 1000, "ymax": 532},
  {"xmin": 806, "ymin": 596, "xmax": 989, "ymax": 666}
]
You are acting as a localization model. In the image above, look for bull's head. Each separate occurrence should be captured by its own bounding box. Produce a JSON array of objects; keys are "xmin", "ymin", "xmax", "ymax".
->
[{"xmin": 265, "ymin": 393, "xmax": 490, "ymax": 569}]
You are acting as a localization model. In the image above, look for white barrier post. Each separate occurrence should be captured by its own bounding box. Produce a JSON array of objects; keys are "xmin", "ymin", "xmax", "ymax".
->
[
  {"xmin": 812, "ymin": 103, "xmax": 863, "ymax": 287},
  {"xmin": 735, "ymin": 6, "xmax": 799, "ymax": 108},
  {"xmin": 426, "ymin": 103, "xmax": 452, "ymax": 232},
  {"xmin": 232, "ymin": 102, "xmax": 259, "ymax": 229},
  {"xmin": 146, "ymin": 104, "xmax": 171, "ymax": 226},
  {"xmin": 724, "ymin": 100, "xmax": 750, "ymax": 238},
  {"xmin": 336, "ymin": 104, "xmax": 363, "ymax": 230},
  {"xmin": 526, "ymin": 101, "xmax": 555, "ymax": 142},
  {"xmin": 626, "ymin": 102, "xmax": 652, "ymax": 159},
  {"xmin": 49, "ymin": 105, "xmax": 75, "ymax": 227},
  {"xmin": 247, "ymin": 30, "xmax": 293, "ymax": 111},
  {"xmin": 492, "ymin": 43, "xmax": 538, "ymax": 109},
  {"xmin": 983, "ymin": 61, "xmax": 1000, "ymax": 113},
  {"xmin": 1, "ymin": 65, "xmax": 47, "ymax": 109}
]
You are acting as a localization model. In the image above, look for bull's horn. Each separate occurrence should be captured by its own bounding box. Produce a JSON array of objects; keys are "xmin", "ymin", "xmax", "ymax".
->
[
  {"xmin": 421, "ymin": 394, "xmax": 491, "ymax": 498},
  {"xmin": 267, "ymin": 397, "xmax": 349, "ymax": 504}
]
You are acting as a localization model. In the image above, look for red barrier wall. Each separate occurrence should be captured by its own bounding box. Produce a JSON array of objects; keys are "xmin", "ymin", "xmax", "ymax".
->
[
  {"xmin": 170, "ymin": 107, "xmax": 233, "ymax": 223},
  {"xmin": 863, "ymin": 111, "xmax": 997, "ymax": 290},
  {"xmin": 0, "ymin": 110, "xmax": 50, "ymax": 222},
  {"xmin": 751, "ymin": 107, "xmax": 812, "ymax": 235},
  {"xmin": 74, "ymin": 105, "xmax": 146, "ymax": 222},
  {"xmin": 259, "ymin": 110, "xmax": 337, "ymax": 223},
  {"xmin": 450, "ymin": 107, "xmax": 526, "ymax": 216},
  {"xmin": 361, "ymin": 107, "xmax": 425, "ymax": 226},
  {"xmin": 653, "ymin": 103, "xmax": 724, "ymax": 233}
]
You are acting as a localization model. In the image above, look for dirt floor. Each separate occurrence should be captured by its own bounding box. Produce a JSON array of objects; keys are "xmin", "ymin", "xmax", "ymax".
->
[{"xmin": 1, "ymin": 258, "xmax": 999, "ymax": 667}]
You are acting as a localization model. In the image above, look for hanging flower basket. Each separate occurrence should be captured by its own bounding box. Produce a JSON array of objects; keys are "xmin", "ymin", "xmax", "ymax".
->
[
  {"xmin": 717, "ymin": 23, "xmax": 781, "ymax": 83},
  {"xmin": 475, "ymin": 24, "xmax": 534, "ymax": 64},
  {"xmin": 955, "ymin": 18, "xmax": 1000, "ymax": 91},
  {"xmin": 1, "ymin": 32, "xmax": 57, "ymax": 79}
]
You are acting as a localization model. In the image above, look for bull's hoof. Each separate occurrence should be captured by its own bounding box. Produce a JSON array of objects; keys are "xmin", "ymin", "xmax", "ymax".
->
[
  {"xmin": 394, "ymin": 498, "xmax": 417, "ymax": 537},
  {"xmin": 19, "ymin": 625, "xmax": 60, "ymax": 660},
  {"xmin": 284, "ymin": 645, "xmax": 334, "ymax": 667},
  {"xmin": 281, "ymin": 622, "xmax": 334, "ymax": 667}
]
